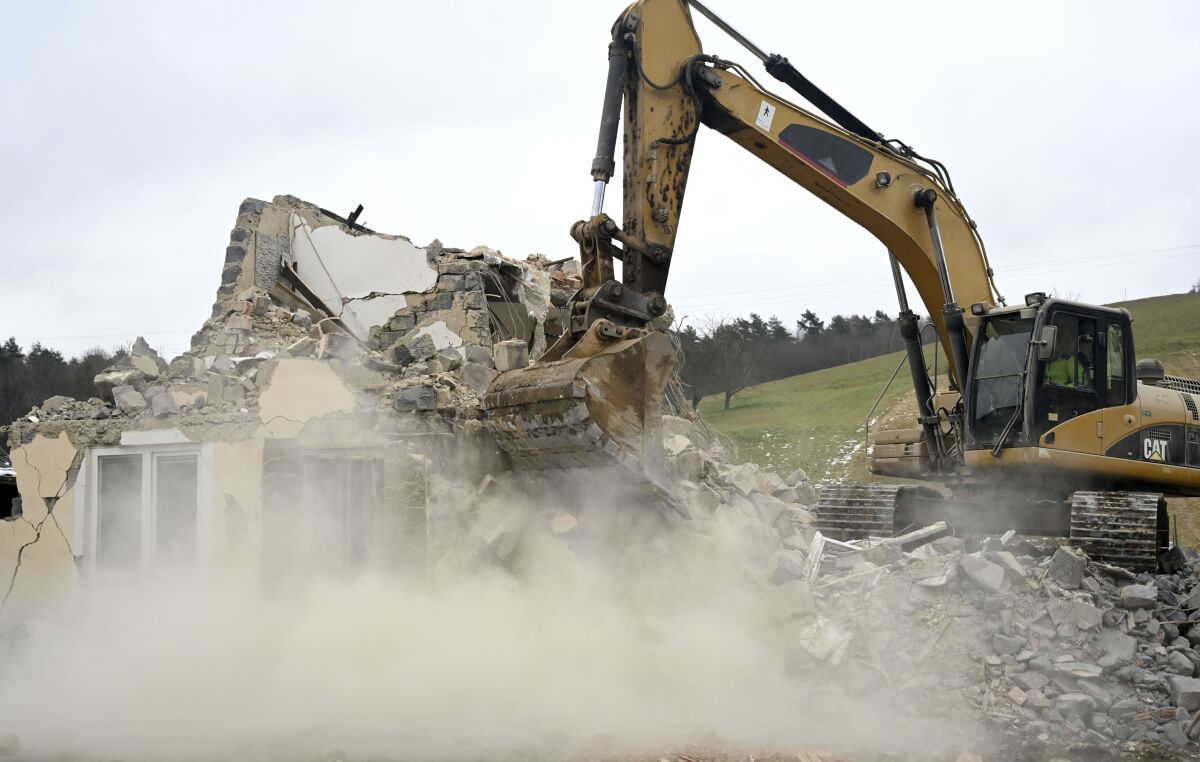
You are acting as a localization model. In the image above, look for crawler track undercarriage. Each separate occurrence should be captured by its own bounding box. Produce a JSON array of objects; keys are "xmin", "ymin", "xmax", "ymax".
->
[{"xmin": 815, "ymin": 484, "xmax": 1170, "ymax": 571}]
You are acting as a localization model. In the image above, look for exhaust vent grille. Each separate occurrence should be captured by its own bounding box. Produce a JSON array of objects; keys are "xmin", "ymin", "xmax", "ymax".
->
[
  {"xmin": 1183, "ymin": 392, "xmax": 1200, "ymax": 422},
  {"xmin": 1161, "ymin": 375, "xmax": 1200, "ymax": 395},
  {"xmin": 1147, "ymin": 426, "xmax": 1174, "ymax": 441}
]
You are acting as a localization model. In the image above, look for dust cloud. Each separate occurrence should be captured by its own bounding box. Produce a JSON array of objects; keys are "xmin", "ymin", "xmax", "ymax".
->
[{"xmin": 0, "ymin": 472, "xmax": 967, "ymax": 761}]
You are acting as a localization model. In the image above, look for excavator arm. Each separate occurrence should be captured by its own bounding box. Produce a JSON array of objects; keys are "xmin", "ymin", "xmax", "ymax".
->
[{"xmin": 485, "ymin": 0, "xmax": 1002, "ymax": 486}]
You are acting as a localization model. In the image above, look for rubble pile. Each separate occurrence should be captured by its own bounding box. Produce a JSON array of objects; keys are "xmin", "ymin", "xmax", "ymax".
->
[
  {"xmin": 9, "ymin": 198, "xmax": 581, "ymax": 450},
  {"xmin": 660, "ymin": 409, "xmax": 1200, "ymax": 752}
]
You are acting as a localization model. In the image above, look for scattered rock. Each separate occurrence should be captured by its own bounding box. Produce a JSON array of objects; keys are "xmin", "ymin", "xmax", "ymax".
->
[
  {"xmin": 41, "ymin": 395, "xmax": 73, "ymax": 412},
  {"xmin": 1047, "ymin": 547, "xmax": 1087, "ymax": 589},
  {"xmin": 960, "ymin": 554, "xmax": 1006, "ymax": 593},
  {"xmin": 112, "ymin": 386, "xmax": 147, "ymax": 415},
  {"xmin": 1120, "ymin": 583, "xmax": 1159, "ymax": 609},
  {"xmin": 1169, "ymin": 675, "xmax": 1200, "ymax": 712}
]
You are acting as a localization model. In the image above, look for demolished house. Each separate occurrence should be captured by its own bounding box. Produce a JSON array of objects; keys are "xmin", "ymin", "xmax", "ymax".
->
[
  {"xmin": 0, "ymin": 195, "xmax": 598, "ymax": 615},
  {"xmin": 10, "ymin": 196, "xmax": 1200, "ymax": 756}
]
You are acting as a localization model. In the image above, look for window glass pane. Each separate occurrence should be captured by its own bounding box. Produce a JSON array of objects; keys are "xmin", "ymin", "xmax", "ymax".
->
[
  {"xmin": 97, "ymin": 455, "xmax": 142, "ymax": 571},
  {"xmin": 975, "ymin": 315, "xmax": 1032, "ymax": 378},
  {"xmin": 1045, "ymin": 315, "xmax": 1097, "ymax": 388},
  {"xmin": 155, "ymin": 454, "xmax": 198, "ymax": 567},
  {"xmin": 1108, "ymin": 323, "xmax": 1126, "ymax": 405}
]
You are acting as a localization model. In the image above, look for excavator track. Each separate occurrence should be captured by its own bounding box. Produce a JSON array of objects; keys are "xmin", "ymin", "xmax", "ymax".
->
[
  {"xmin": 813, "ymin": 484, "xmax": 900, "ymax": 540},
  {"xmin": 1068, "ymin": 491, "xmax": 1167, "ymax": 573},
  {"xmin": 815, "ymin": 484, "xmax": 1167, "ymax": 571}
]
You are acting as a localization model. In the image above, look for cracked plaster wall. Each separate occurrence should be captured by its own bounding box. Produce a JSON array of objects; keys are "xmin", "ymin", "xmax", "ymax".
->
[
  {"xmin": 257, "ymin": 359, "xmax": 359, "ymax": 439},
  {"xmin": 2, "ymin": 433, "xmax": 81, "ymax": 619}
]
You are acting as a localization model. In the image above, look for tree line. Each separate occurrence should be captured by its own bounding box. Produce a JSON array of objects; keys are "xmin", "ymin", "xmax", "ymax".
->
[
  {"xmin": 675, "ymin": 309, "xmax": 915, "ymax": 410},
  {"xmin": 0, "ymin": 338, "xmax": 125, "ymax": 427}
]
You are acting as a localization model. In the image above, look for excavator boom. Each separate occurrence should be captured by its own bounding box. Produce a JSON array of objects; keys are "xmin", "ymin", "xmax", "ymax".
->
[{"xmin": 484, "ymin": 0, "xmax": 999, "ymax": 488}]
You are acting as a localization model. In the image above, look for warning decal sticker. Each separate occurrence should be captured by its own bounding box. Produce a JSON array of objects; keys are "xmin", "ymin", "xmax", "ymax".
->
[{"xmin": 755, "ymin": 100, "xmax": 776, "ymax": 132}]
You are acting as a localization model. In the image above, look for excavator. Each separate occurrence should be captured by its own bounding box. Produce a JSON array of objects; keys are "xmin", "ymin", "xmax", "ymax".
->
[{"xmin": 484, "ymin": 0, "xmax": 1193, "ymax": 570}]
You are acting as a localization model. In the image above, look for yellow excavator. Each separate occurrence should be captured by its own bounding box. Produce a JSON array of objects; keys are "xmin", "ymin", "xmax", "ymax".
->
[{"xmin": 484, "ymin": 0, "xmax": 1193, "ymax": 570}]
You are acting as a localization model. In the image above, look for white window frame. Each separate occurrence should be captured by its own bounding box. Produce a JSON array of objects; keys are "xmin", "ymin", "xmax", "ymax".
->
[{"xmin": 83, "ymin": 438, "xmax": 212, "ymax": 578}]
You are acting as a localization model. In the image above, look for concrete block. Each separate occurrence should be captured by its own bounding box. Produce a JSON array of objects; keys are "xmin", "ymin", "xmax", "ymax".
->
[
  {"xmin": 492, "ymin": 339, "xmax": 529, "ymax": 372},
  {"xmin": 113, "ymin": 386, "xmax": 147, "ymax": 415},
  {"xmin": 1169, "ymin": 676, "xmax": 1200, "ymax": 711},
  {"xmin": 1120, "ymin": 584, "xmax": 1159, "ymax": 610},
  {"xmin": 394, "ymin": 385, "xmax": 437, "ymax": 412}
]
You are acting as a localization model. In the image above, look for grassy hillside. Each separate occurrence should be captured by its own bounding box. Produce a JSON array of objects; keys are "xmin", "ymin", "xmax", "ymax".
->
[
  {"xmin": 699, "ymin": 350, "xmax": 911, "ymax": 483},
  {"xmin": 701, "ymin": 291, "xmax": 1200, "ymax": 543},
  {"xmin": 1119, "ymin": 292, "xmax": 1200, "ymax": 376}
]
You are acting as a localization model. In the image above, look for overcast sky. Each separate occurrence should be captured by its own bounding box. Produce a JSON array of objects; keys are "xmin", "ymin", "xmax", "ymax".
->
[{"xmin": 3, "ymin": 0, "xmax": 1198, "ymax": 360}]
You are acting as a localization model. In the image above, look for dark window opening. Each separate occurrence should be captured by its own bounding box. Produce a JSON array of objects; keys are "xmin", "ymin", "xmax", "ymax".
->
[{"xmin": 778, "ymin": 125, "xmax": 873, "ymax": 186}]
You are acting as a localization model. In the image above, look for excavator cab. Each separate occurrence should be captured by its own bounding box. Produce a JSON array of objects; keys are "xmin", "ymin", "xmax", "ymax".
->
[{"xmin": 963, "ymin": 296, "xmax": 1136, "ymax": 458}]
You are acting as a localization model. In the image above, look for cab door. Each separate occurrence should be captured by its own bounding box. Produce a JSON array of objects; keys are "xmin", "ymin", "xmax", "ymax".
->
[
  {"xmin": 1101, "ymin": 317, "xmax": 1142, "ymax": 455},
  {"xmin": 1034, "ymin": 310, "xmax": 1104, "ymax": 454}
]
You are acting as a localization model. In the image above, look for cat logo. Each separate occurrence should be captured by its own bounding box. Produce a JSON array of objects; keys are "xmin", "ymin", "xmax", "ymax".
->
[{"xmin": 1144, "ymin": 437, "xmax": 1169, "ymax": 462}]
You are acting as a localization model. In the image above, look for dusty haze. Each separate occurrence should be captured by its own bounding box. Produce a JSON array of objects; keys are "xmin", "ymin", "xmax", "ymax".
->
[{"xmin": 0, "ymin": 473, "xmax": 971, "ymax": 761}]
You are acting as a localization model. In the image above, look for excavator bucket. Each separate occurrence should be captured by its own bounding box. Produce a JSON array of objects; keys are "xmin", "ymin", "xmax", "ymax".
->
[{"xmin": 483, "ymin": 324, "xmax": 676, "ymax": 494}]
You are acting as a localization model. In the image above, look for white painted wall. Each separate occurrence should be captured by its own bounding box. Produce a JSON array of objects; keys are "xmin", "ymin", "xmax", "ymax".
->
[{"xmin": 287, "ymin": 213, "xmax": 437, "ymax": 338}]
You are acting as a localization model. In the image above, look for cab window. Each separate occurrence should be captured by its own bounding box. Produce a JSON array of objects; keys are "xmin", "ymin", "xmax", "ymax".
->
[
  {"xmin": 1043, "ymin": 314, "xmax": 1097, "ymax": 389},
  {"xmin": 1107, "ymin": 322, "xmax": 1126, "ymax": 405}
]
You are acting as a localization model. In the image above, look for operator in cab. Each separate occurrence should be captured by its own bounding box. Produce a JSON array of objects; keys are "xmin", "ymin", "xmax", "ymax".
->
[{"xmin": 1045, "ymin": 328, "xmax": 1093, "ymax": 388}]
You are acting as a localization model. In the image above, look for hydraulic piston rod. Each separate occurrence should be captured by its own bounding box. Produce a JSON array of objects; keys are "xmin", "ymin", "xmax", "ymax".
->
[
  {"xmin": 889, "ymin": 250, "xmax": 941, "ymax": 465},
  {"xmin": 915, "ymin": 189, "xmax": 970, "ymax": 397}
]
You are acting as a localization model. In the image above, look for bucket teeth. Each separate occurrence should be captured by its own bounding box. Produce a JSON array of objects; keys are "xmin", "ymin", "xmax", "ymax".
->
[{"xmin": 483, "ymin": 330, "xmax": 676, "ymax": 493}]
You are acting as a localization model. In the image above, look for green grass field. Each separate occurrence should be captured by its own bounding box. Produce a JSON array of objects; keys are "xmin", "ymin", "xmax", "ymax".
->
[{"xmin": 700, "ymin": 292, "xmax": 1200, "ymax": 532}]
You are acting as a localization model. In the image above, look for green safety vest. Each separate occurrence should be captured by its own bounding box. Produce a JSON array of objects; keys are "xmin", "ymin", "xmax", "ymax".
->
[{"xmin": 1046, "ymin": 356, "xmax": 1088, "ymax": 386}]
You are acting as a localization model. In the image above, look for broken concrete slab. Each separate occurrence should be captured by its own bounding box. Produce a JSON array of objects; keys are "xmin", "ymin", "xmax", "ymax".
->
[
  {"xmin": 458, "ymin": 362, "xmax": 498, "ymax": 395},
  {"xmin": 960, "ymin": 553, "xmax": 1006, "ymax": 593}
]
